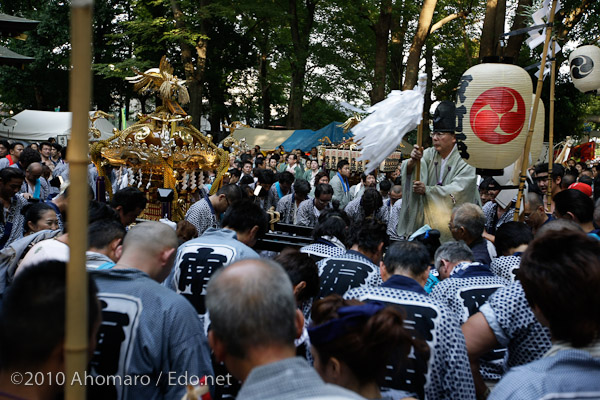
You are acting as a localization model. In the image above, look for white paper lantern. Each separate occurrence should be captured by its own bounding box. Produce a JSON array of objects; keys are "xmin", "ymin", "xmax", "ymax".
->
[
  {"xmin": 529, "ymin": 95, "xmax": 545, "ymax": 163},
  {"xmin": 569, "ymin": 45, "xmax": 600, "ymax": 94},
  {"xmin": 455, "ymin": 63, "xmax": 533, "ymax": 170}
]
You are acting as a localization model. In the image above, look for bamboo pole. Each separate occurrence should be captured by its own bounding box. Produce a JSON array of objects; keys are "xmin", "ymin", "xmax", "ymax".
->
[
  {"xmin": 513, "ymin": 0, "xmax": 557, "ymax": 221},
  {"xmin": 65, "ymin": 1, "xmax": 93, "ymax": 399},
  {"xmin": 546, "ymin": 56, "xmax": 556, "ymax": 210}
]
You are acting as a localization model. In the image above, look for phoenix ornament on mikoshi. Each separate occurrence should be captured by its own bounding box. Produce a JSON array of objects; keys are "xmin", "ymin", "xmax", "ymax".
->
[
  {"xmin": 90, "ymin": 56, "xmax": 230, "ymax": 221},
  {"xmin": 125, "ymin": 56, "xmax": 190, "ymax": 114}
]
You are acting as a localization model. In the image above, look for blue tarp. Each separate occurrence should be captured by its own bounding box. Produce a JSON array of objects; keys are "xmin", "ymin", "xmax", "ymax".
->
[{"xmin": 279, "ymin": 122, "xmax": 353, "ymax": 152}]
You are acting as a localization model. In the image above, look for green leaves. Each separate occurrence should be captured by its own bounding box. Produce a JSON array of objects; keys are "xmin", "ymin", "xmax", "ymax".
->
[{"xmin": 1, "ymin": 0, "xmax": 598, "ymax": 137}]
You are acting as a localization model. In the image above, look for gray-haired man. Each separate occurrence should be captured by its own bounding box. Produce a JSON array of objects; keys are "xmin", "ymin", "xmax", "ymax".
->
[{"xmin": 206, "ymin": 259, "xmax": 362, "ymax": 400}]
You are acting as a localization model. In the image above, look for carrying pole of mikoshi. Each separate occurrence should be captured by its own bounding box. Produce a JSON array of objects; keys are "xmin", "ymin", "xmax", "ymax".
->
[
  {"xmin": 65, "ymin": 1, "xmax": 93, "ymax": 399},
  {"xmin": 547, "ymin": 56, "xmax": 556, "ymax": 210},
  {"xmin": 514, "ymin": 0, "xmax": 558, "ymax": 221}
]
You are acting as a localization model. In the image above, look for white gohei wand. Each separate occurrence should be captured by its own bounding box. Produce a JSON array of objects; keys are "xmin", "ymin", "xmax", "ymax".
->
[
  {"xmin": 137, "ymin": 168, "xmax": 143, "ymax": 188},
  {"xmin": 146, "ymin": 170, "xmax": 153, "ymax": 190},
  {"xmin": 181, "ymin": 171, "xmax": 189, "ymax": 191},
  {"xmin": 352, "ymin": 73, "xmax": 427, "ymax": 174},
  {"xmin": 128, "ymin": 168, "xmax": 135, "ymax": 186}
]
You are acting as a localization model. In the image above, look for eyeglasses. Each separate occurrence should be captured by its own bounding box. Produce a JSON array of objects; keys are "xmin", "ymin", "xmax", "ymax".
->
[
  {"xmin": 522, "ymin": 212, "xmax": 532, "ymax": 220},
  {"xmin": 448, "ymin": 221, "xmax": 460, "ymax": 231},
  {"xmin": 430, "ymin": 132, "xmax": 451, "ymax": 138}
]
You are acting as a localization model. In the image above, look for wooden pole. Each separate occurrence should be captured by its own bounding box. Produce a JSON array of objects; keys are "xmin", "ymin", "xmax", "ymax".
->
[
  {"xmin": 65, "ymin": 1, "xmax": 93, "ymax": 399},
  {"xmin": 416, "ymin": 120, "xmax": 423, "ymax": 179},
  {"xmin": 513, "ymin": 0, "xmax": 557, "ymax": 221},
  {"xmin": 546, "ymin": 55, "xmax": 556, "ymax": 210},
  {"xmin": 415, "ymin": 73, "xmax": 428, "ymax": 181}
]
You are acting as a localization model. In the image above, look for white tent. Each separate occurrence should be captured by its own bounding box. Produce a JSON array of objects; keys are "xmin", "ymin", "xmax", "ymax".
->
[
  {"xmin": 0, "ymin": 110, "xmax": 116, "ymax": 142},
  {"xmin": 231, "ymin": 126, "xmax": 296, "ymax": 150}
]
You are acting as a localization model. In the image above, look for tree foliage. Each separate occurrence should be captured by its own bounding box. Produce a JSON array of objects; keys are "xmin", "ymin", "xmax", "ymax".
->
[{"xmin": 0, "ymin": 0, "xmax": 599, "ymax": 144}]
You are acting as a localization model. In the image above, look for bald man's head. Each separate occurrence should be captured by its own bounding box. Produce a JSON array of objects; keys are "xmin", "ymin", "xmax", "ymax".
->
[
  {"xmin": 122, "ymin": 221, "xmax": 178, "ymax": 256},
  {"xmin": 25, "ymin": 162, "xmax": 43, "ymax": 183},
  {"xmin": 389, "ymin": 184, "xmax": 403, "ymax": 204},
  {"xmin": 206, "ymin": 259, "xmax": 297, "ymax": 358}
]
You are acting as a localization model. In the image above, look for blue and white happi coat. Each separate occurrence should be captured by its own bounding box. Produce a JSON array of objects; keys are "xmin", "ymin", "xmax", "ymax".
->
[{"xmin": 345, "ymin": 275, "xmax": 476, "ymax": 400}]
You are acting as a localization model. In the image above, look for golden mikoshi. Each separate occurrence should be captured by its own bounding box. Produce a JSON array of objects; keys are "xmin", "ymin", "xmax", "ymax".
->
[{"xmin": 89, "ymin": 56, "xmax": 230, "ymax": 221}]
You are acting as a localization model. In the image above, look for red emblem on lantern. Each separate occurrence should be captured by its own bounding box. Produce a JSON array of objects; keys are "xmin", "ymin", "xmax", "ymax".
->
[{"xmin": 470, "ymin": 87, "xmax": 526, "ymax": 145}]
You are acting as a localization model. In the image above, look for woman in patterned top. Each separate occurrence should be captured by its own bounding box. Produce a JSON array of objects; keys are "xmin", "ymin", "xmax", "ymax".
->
[
  {"xmin": 309, "ymin": 295, "xmax": 418, "ymax": 400},
  {"xmin": 344, "ymin": 188, "xmax": 389, "ymax": 225},
  {"xmin": 300, "ymin": 208, "xmax": 349, "ymax": 262}
]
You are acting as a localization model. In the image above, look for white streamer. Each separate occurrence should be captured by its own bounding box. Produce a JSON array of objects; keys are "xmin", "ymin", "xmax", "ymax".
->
[
  {"xmin": 181, "ymin": 171, "xmax": 189, "ymax": 190},
  {"xmin": 352, "ymin": 73, "xmax": 427, "ymax": 173},
  {"xmin": 137, "ymin": 168, "xmax": 143, "ymax": 188}
]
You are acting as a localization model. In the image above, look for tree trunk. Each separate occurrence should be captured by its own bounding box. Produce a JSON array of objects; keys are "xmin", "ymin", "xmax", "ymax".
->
[
  {"xmin": 479, "ymin": 0, "xmax": 498, "ymax": 60},
  {"xmin": 34, "ymin": 85, "xmax": 43, "ymax": 109},
  {"xmin": 430, "ymin": 11, "xmax": 467, "ymax": 34},
  {"xmin": 461, "ymin": 18, "xmax": 473, "ymax": 67},
  {"xmin": 370, "ymin": 0, "xmax": 392, "ymax": 104},
  {"xmin": 403, "ymin": 0, "xmax": 438, "ymax": 91},
  {"xmin": 209, "ymin": 113, "xmax": 220, "ymax": 138},
  {"xmin": 494, "ymin": 0, "xmax": 506, "ymax": 56},
  {"xmin": 259, "ymin": 52, "xmax": 271, "ymax": 128},
  {"xmin": 504, "ymin": 0, "xmax": 532, "ymax": 61},
  {"xmin": 124, "ymin": 92, "xmax": 130, "ymax": 127},
  {"xmin": 389, "ymin": 2, "xmax": 408, "ymax": 90},
  {"xmin": 208, "ymin": 92, "xmax": 221, "ymax": 137},
  {"xmin": 140, "ymin": 95, "xmax": 147, "ymax": 115},
  {"xmin": 194, "ymin": 31, "xmax": 208, "ymax": 128},
  {"xmin": 288, "ymin": 68, "xmax": 305, "ymax": 129},
  {"xmin": 171, "ymin": 0, "xmax": 208, "ymax": 130},
  {"xmin": 258, "ymin": 31, "xmax": 271, "ymax": 128},
  {"xmin": 479, "ymin": 0, "xmax": 506, "ymax": 60},
  {"xmin": 207, "ymin": 74, "xmax": 228, "ymax": 136},
  {"xmin": 286, "ymin": 0, "xmax": 316, "ymax": 129}
]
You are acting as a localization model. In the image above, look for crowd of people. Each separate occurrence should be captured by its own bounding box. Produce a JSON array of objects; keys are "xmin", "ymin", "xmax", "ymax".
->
[{"xmin": 0, "ymin": 126, "xmax": 599, "ymax": 400}]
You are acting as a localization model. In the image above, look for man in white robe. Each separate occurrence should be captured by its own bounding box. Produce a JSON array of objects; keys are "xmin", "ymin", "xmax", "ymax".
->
[{"xmin": 397, "ymin": 101, "xmax": 479, "ymax": 241}]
